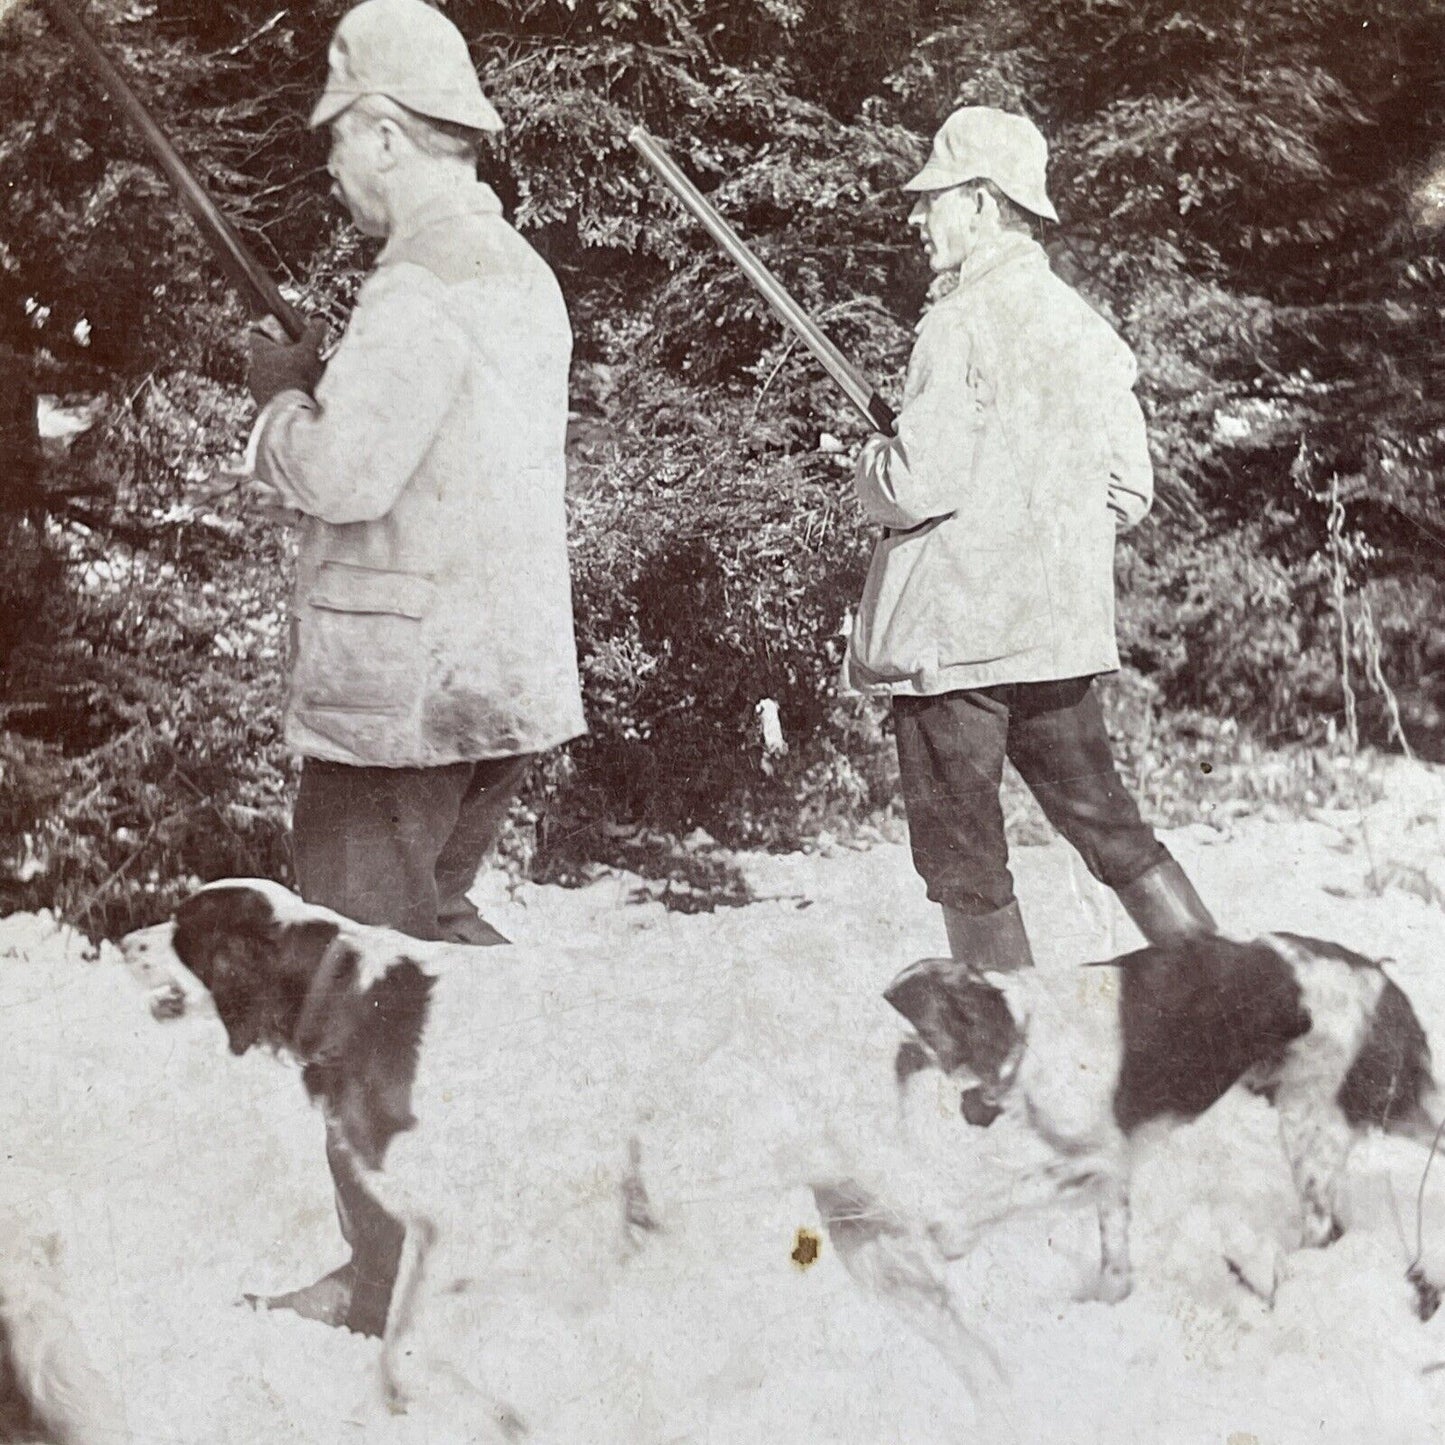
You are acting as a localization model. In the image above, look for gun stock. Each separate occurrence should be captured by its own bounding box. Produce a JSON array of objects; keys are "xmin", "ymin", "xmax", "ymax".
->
[
  {"xmin": 629, "ymin": 127, "xmax": 896, "ymax": 434},
  {"xmin": 38, "ymin": 0, "xmax": 305, "ymax": 340}
]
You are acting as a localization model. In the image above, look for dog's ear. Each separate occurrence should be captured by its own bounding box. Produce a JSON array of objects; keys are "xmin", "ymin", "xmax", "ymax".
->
[
  {"xmin": 979, "ymin": 969, "xmax": 1033, "ymax": 1031},
  {"xmin": 884, "ymin": 958, "xmax": 978, "ymax": 1077},
  {"xmin": 291, "ymin": 932, "xmax": 362, "ymax": 1059},
  {"xmin": 172, "ymin": 887, "xmax": 289, "ymax": 1054}
]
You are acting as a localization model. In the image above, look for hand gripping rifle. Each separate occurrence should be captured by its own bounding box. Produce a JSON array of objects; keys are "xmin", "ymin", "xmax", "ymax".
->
[
  {"xmin": 628, "ymin": 127, "xmax": 897, "ymax": 435},
  {"xmin": 36, "ymin": 0, "xmax": 306, "ymax": 341}
]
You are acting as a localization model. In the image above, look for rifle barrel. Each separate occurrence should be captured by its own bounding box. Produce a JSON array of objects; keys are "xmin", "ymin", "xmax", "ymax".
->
[
  {"xmin": 629, "ymin": 127, "xmax": 895, "ymax": 434},
  {"xmin": 38, "ymin": 0, "xmax": 305, "ymax": 340}
]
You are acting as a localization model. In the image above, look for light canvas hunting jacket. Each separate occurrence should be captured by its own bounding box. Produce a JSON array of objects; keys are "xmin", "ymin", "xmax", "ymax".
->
[
  {"xmin": 846, "ymin": 232, "xmax": 1153, "ymax": 697},
  {"xmin": 251, "ymin": 181, "xmax": 585, "ymax": 767}
]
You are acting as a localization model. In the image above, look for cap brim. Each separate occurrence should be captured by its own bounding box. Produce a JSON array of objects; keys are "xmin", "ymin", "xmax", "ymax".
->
[
  {"xmin": 309, "ymin": 89, "xmax": 358, "ymax": 128},
  {"xmin": 1000, "ymin": 187, "xmax": 1059, "ymax": 222},
  {"xmin": 902, "ymin": 162, "xmax": 967, "ymax": 193},
  {"xmin": 392, "ymin": 89, "xmax": 505, "ymax": 133},
  {"xmin": 903, "ymin": 165, "xmax": 1061, "ymax": 222},
  {"xmin": 308, "ymin": 88, "xmax": 504, "ymax": 134}
]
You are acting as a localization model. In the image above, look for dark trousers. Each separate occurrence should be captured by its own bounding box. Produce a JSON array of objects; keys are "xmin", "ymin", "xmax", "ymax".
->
[
  {"xmin": 293, "ymin": 753, "xmax": 532, "ymax": 941},
  {"xmin": 290, "ymin": 752, "xmax": 532, "ymax": 1333},
  {"xmin": 893, "ymin": 677, "xmax": 1168, "ymax": 917}
]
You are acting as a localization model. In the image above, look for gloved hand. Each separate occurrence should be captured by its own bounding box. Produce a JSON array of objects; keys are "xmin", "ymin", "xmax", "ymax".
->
[{"xmin": 247, "ymin": 316, "xmax": 327, "ymax": 408}]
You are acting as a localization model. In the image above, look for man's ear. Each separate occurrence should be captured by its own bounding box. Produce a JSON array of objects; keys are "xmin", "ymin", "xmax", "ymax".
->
[{"xmin": 374, "ymin": 117, "xmax": 405, "ymax": 169}]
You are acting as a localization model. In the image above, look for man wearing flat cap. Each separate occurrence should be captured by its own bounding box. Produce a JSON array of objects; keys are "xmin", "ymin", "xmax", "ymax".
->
[
  {"xmin": 849, "ymin": 108, "xmax": 1214, "ymax": 1004},
  {"xmin": 242, "ymin": 0, "xmax": 584, "ymax": 1331}
]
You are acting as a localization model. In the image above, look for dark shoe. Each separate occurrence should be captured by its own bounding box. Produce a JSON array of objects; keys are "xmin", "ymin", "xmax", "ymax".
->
[
  {"xmin": 244, "ymin": 1262, "xmax": 358, "ymax": 1331},
  {"xmin": 437, "ymin": 902, "xmax": 511, "ymax": 947},
  {"xmin": 1114, "ymin": 857, "xmax": 1216, "ymax": 943},
  {"xmin": 941, "ymin": 900, "xmax": 1035, "ymax": 973}
]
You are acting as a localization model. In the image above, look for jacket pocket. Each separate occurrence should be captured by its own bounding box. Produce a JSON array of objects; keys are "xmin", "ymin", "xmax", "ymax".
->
[
  {"xmin": 928, "ymin": 538, "xmax": 1053, "ymax": 663},
  {"xmin": 848, "ymin": 523, "xmax": 938, "ymax": 684},
  {"xmin": 298, "ymin": 562, "xmax": 435, "ymax": 714}
]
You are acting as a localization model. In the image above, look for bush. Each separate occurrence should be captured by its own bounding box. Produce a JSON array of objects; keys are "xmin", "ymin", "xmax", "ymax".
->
[
  {"xmin": 4, "ymin": 0, "xmax": 1443, "ymax": 931},
  {"xmin": 528, "ymin": 362, "xmax": 899, "ymax": 879},
  {"xmin": 0, "ymin": 370, "xmax": 295, "ymax": 937}
]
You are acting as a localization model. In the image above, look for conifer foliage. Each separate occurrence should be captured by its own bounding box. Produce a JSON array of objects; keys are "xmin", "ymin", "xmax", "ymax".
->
[{"xmin": 1, "ymin": 0, "xmax": 1442, "ymax": 927}]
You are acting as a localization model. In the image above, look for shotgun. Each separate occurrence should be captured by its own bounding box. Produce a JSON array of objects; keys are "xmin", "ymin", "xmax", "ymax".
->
[
  {"xmin": 36, "ymin": 0, "xmax": 305, "ymax": 340},
  {"xmin": 629, "ymin": 127, "xmax": 896, "ymax": 434}
]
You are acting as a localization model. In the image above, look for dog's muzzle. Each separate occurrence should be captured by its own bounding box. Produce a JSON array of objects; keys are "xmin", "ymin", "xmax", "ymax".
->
[
  {"xmin": 959, "ymin": 1086, "xmax": 1003, "ymax": 1128},
  {"xmin": 957, "ymin": 1039, "xmax": 1024, "ymax": 1129}
]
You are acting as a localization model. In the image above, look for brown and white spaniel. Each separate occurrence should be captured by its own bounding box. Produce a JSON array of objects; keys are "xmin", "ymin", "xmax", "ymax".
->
[{"xmin": 886, "ymin": 931, "xmax": 1443, "ymax": 1317}]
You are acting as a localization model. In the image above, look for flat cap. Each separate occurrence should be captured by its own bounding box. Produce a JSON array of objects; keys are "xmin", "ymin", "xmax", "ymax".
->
[
  {"xmin": 905, "ymin": 107, "xmax": 1057, "ymax": 222},
  {"xmin": 309, "ymin": 0, "xmax": 503, "ymax": 134}
]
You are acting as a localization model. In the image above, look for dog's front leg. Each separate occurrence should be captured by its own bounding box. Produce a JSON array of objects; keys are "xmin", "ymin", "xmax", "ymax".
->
[
  {"xmin": 1091, "ymin": 1174, "xmax": 1132, "ymax": 1303},
  {"xmin": 376, "ymin": 1214, "xmax": 527, "ymax": 1439},
  {"xmin": 379, "ymin": 1215, "xmax": 437, "ymax": 1415},
  {"xmin": 1277, "ymin": 1099, "xmax": 1353, "ymax": 1250}
]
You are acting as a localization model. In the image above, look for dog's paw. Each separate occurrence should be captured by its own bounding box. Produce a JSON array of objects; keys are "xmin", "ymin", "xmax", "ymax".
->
[
  {"xmin": 1077, "ymin": 1269, "xmax": 1131, "ymax": 1305},
  {"xmin": 1226, "ymin": 1255, "xmax": 1279, "ymax": 1309},
  {"xmin": 239, "ymin": 1266, "xmax": 358, "ymax": 1329},
  {"xmin": 380, "ymin": 1350, "xmax": 412, "ymax": 1415},
  {"xmin": 497, "ymin": 1406, "xmax": 530, "ymax": 1440},
  {"xmin": 928, "ymin": 1217, "xmax": 978, "ymax": 1261}
]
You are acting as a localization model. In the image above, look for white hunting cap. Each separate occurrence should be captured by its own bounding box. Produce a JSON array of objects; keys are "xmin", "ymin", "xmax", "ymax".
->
[
  {"xmin": 309, "ymin": 0, "xmax": 503, "ymax": 133},
  {"xmin": 904, "ymin": 106, "xmax": 1058, "ymax": 222}
]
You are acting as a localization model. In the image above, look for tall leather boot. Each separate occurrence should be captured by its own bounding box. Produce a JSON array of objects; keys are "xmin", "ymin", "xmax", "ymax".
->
[
  {"xmin": 1114, "ymin": 856, "xmax": 1216, "ymax": 943},
  {"xmin": 942, "ymin": 899, "xmax": 1036, "ymax": 974}
]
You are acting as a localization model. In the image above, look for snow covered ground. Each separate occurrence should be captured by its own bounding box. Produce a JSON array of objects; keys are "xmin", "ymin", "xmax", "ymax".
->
[{"xmin": 4, "ymin": 759, "xmax": 1445, "ymax": 1445}]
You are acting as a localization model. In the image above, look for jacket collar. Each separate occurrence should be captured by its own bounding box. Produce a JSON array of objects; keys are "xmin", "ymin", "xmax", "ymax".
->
[
  {"xmin": 930, "ymin": 231, "xmax": 1045, "ymax": 312},
  {"xmin": 378, "ymin": 181, "xmax": 504, "ymax": 265}
]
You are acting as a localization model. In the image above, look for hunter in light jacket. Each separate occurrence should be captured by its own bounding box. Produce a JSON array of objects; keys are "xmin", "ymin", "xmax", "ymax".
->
[
  {"xmin": 251, "ymin": 182, "xmax": 585, "ymax": 769},
  {"xmin": 846, "ymin": 231, "xmax": 1153, "ymax": 697}
]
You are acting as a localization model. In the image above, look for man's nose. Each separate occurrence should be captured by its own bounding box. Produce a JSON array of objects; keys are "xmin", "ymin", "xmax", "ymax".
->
[{"xmin": 908, "ymin": 200, "xmax": 927, "ymax": 229}]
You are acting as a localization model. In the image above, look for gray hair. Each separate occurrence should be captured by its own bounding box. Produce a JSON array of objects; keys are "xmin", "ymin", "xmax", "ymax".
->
[
  {"xmin": 965, "ymin": 179, "xmax": 1038, "ymax": 233},
  {"xmin": 347, "ymin": 93, "xmax": 485, "ymax": 165}
]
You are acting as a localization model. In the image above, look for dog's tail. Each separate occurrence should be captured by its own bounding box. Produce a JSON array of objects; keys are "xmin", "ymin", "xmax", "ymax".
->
[
  {"xmin": 1, "ymin": 1258, "xmax": 123, "ymax": 1445},
  {"xmin": 1362, "ymin": 1006, "xmax": 1445, "ymax": 1323},
  {"xmin": 812, "ymin": 1181, "xmax": 1007, "ymax": 1403}
]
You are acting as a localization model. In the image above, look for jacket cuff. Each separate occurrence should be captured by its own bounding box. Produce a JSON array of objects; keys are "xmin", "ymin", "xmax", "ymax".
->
[{"xmin": 242, "ymin": 389, "xmax": 315, "ymax": 497}]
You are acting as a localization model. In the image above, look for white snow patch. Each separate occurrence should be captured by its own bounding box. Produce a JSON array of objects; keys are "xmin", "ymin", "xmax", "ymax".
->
[{"xmin": 5, "ymin": 770, "xmax": 1445, "ymax": 1443}]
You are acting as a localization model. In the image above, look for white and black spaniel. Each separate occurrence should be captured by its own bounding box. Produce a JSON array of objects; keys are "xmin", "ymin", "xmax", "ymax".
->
[
  {"xmin": 886, "ymin": 931, "xmax": 1443, "ymax": 1317},
  {"xmin": 131, "ymin": 878, "xmax": 1007, "ymax": 1429}
]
